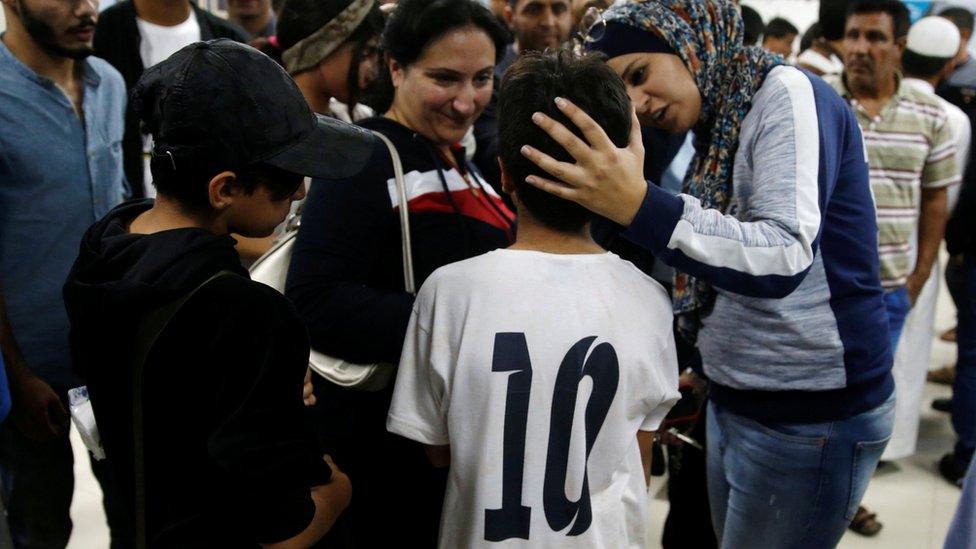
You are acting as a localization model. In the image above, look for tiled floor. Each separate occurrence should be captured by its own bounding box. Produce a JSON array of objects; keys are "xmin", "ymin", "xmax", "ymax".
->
[
  {"xmin": 643, "ymin": 276, "xmax": 964, "ymax": 548},
  {"xmin": 643, "ymin": 383, "xmax": 960, "ymax": 549},
  {"xmin": 65, "ymin": 287, "xmax": 966, "ymax": 548}
]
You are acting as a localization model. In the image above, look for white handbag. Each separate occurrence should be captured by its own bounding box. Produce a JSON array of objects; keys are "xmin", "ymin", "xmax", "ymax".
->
[{"xmin": 250, "ymin": 130, "xmax": 414, "ymax": 391}]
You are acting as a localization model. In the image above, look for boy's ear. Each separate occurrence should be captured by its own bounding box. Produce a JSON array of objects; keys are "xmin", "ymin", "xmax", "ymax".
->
[
  {"xmin": 207, "ymin": 171, "xmax": 238, "ymax": 211},
  {"xmin": 498, "ymin": 157, "xmax": 516, "ymax": 195}
]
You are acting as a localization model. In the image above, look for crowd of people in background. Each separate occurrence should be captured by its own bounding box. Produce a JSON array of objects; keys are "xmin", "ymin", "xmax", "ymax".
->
[{"xmin": 1, "ymin": 0, "xmax": 976, "ymax": 548}]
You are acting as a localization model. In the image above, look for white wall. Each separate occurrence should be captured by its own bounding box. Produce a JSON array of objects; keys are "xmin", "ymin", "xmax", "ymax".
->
[{"xmin": 741, "ymin": 0, "xmax": 820, "ymax": 36}]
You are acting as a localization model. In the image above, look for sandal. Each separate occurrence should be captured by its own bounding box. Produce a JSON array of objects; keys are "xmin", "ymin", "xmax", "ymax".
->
[
  {"xmin": 849, "ymin": 506, "xmax": 883, "ymax": 536},
  {"xmin": 927, "ymin": 365, "xmax": 956, "ymax": 385}
]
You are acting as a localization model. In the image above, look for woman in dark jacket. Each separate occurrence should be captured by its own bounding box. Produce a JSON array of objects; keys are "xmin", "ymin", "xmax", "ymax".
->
[{"xmin": 285, "ymin": 0, "xmax": 514, "ymax": 546}]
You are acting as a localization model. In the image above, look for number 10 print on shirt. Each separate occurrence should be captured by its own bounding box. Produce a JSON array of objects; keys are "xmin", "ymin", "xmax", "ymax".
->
[{"xmin": 485, "ymin": 332, "xmax": 620, "ymax": 542}]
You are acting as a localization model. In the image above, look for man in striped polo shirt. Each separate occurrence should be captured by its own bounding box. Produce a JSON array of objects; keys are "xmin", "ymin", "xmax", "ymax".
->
[{"xmin": 828, "ymin": 0, "xmax": 959, "ymax": 355}]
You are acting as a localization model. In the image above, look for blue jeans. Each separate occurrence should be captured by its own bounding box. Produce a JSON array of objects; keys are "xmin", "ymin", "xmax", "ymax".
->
[
  {"xmin": 884, "ymin": 287, "xmax": 912, "ymax": 354},
  {"xmin": 707, "ymin": 396, "xmax": 895, "ymax": 549},
  {"xmin": 945, "ymin": 455, "xmax": 976, "ymax": 548},
  {"xmin": 947, "ymin": 255, "xmax": 976, "ymax": 469}
]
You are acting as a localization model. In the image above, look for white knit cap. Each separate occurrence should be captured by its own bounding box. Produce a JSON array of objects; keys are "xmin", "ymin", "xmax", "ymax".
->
[{"xmin": 907, "ymin": 16, "xmax": 961, "ymax": 58}]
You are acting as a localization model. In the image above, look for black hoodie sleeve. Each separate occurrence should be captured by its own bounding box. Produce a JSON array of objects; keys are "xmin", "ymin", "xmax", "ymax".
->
[
  {"xmin": 285, "ymin": 143, "xmax": 415, "ymax": 365},
  {"xmin": 200, "ymin": 279, "xmax": 332, "ymax": 544}
]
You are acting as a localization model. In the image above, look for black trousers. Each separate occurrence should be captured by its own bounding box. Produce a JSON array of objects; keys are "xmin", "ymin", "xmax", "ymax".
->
[
  {"xmin": 662, "ymin": 402, "xmax": 717, "ymax": 549},
  {"xmin": 311, "ymin": 377, "xmax": 446, "ymax": 549},
  {"xmin": 0, "ymin": 387, "xmax": 132, "ymax": 549}
]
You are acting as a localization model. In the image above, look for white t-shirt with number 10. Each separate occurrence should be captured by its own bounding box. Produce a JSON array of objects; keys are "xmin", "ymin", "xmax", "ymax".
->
[{"xmin": 388, "ymin": 249, "xmax": 680, "ymax": 548}]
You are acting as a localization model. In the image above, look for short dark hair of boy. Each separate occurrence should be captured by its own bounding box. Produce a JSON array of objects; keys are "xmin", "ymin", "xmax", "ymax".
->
[
  {"xmin": 765, "ymin": 17, "xmax": 799, "ymax": 40},
  {"xmin": 149, "ymin": 157, "xmax": 303, "ymax": 213},
  {"xmin": 800, "ymin": 22, "xmax": 821, "ymax": 53},
  {"xmin": 741, "ymin": 5, "xmax": 764, "ymax": 46},
  {"xmin": 940, "ymin": 7, "xmax": 975, "ymax": 34},
  {"xmin": 848, "ymin": 0, "xmax": 911, "ymax": 40},
  {"xmin": 902, "ymin": 49, "xmax": 953, "ymax": 79},
  {"xmin": 820, "ymin": 0, "xmax": 848, "ymax": 41},
  {"xmin": 497, "ymin": 50, "xmax": 631, "ymax": 233}
]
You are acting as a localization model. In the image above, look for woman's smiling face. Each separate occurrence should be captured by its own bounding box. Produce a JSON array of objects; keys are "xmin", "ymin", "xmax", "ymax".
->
[
  {"xmin": 388, "ymin": 26, "xmax": 496, "ymax": 146},
  {"xmin": 607, "ymin": 52, "xmax": 702, "ymax": 134}
]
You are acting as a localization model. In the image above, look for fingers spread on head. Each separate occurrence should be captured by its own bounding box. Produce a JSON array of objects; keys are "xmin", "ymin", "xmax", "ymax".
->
[
  {"xmin": 555, "ymin": 97, "xmax": 614, "ymax": 150},
  {"xmin": 524, "ymin": 174, "xmax": 579, "ymax": 201},
  {"xmin": 627, "ymin": 106, "xmax": 644, "ymax": 153},
  {"xmin": 532, "ymin": 112, "xmax": 593, "ymax": 162},
  {"xmin": 520, "ymin": 145, "xmax": 583, "ymax": 185}
]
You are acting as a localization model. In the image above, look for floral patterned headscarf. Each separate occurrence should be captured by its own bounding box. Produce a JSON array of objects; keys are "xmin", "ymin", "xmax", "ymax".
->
[{"xmin": 598, "ymin": 0, "xmax": 784, "ymax": 341}]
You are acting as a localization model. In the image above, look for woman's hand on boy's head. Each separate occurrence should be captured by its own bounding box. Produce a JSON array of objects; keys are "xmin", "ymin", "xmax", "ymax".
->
[{"xmin": 520, "ymin": 98, "xmax": 648, "ymax": 227}]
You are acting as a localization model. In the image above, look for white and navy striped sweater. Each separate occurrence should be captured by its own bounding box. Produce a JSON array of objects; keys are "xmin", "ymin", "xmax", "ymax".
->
[{"xmin": 625, "ymin": 66, "xmax": 893, "ymax": 423}]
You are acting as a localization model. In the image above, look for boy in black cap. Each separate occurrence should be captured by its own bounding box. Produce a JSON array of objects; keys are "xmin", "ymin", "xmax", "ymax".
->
[{"xmin": 63, "ymin": 39, "xmax": 376, "ymax": 547}]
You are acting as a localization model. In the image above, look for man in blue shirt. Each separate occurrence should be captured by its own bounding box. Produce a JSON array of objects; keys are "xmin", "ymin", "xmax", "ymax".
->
[{"xmin": 0, "ymin": 0, "xmax": 126, "ymax": 545}]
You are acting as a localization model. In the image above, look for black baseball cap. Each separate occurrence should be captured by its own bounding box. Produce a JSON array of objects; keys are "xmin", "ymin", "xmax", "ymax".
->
[{"xmin": 131, "ymin": 39, "xmax": 376, "ymax": 180}]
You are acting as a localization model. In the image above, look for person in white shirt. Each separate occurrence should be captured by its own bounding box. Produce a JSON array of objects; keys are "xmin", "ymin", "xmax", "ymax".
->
[
  {"xmin": 387, "ymin": 50, "xmax": 680, "ymax": 549},
  {"xmin": 93, "ymin": 0, "xmax": 249, "ymax": 198},
  {"xmin": 133, "ymin": 2, "xmax": 202, "ymax": 197},
  {"xmin": 903, "ymin": 16, "xmax": 971, "ymax": 209},
  {"xmin": 880, "ymin": 15, "xmax": 971, "ymax": 463}
]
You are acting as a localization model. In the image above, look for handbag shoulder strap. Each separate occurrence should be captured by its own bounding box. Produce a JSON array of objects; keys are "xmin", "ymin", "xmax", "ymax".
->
[
  {"xmin": 130, "ymin": 270, "xmax": 238, "ymax": 549},
  {"xmin": 370, "ymin": 130, "xmax": 416, "ymax": 294}
]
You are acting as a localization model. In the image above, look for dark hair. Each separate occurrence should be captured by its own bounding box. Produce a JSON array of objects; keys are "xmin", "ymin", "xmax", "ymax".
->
[
  {"xmin": 940, "ymin": 7, "xmax": 975, "ymax": 33},
  {"xmin": 741, "ymin": 5, "xmax": 764, "ymax": 46},
  {"xmin": 820, "ymin": 0, "xmax": 848, "ymax": 41},
  {"xmin": 800, "ymin": 22, "xmax": 822, "ymax": 53},
  {"xmin": 367, "ymin": 0, "xmax": 509, "ymax": 112},
  {"xmin": 902, "ymin": 49, "xmax": 953, "ymax": 78},
  {"xmin": 765, "ymin": 17, "xmax": 798, "ymax": 40},
  {"xmin": 383, "ymin": 0, "xmax": 508, "ymax": 66},
  {"xmin": 847, "ymin": 0, "xmax": 911, "ymax": 40},
  {"xmin": 497, "ymin": 51, "xmax": 631, "ymax": 233},
  {"xmin": 150, "ymin": 158, "xmax": 303, "ymax": 213}
]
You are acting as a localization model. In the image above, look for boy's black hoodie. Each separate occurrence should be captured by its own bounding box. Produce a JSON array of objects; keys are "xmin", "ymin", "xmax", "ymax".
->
[{"xmin": 63, "ymin": 200, "xmax": 331, "ymax": 547}]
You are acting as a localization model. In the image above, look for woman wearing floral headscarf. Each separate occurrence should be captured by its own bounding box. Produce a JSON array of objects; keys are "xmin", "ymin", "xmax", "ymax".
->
[{"xmin": 521, "ymin": 1, "xmax": 895, "ymax": 547}]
